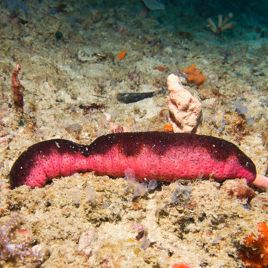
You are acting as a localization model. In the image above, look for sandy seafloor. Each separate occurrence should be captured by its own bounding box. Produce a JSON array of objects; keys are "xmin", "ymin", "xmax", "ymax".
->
[{"xmin": 0, "ymin": 0, "xmax": 267, "ymax": 267}]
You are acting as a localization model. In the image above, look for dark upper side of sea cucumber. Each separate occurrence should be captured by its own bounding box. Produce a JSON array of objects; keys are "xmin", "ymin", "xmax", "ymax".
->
[{"xmin": 88, "ymin": 132, "xmax": 256, "ymax": 175}]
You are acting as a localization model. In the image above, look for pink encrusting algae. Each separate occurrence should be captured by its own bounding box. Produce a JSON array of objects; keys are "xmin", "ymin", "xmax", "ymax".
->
[{"xmin": 10, "ymin": 132, "xmax": 257, "ymax": 188}]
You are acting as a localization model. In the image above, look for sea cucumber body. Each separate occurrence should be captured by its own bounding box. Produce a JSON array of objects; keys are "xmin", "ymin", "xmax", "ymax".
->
[{"xmin": 10, "ymin": 132, "xmax": 256, "ymax": 188}]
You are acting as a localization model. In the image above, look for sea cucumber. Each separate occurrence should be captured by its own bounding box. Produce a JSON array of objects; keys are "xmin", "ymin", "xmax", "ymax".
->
[{"xmin": 10, "ymin": 132, "xmax": 257, "ymax": 188}]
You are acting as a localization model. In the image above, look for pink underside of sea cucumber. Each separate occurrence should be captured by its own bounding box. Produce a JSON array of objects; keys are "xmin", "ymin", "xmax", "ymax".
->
[{"xmin": 9, "ymin": 132, "xmax": 256, "ymax": 188}]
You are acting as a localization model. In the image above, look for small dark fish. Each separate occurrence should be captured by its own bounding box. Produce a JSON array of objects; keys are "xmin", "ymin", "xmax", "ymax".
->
[
  {"xmin": 117, "ymin": 88, "xmax": 166, "ymax": 104},
  {"xmin": 117, "ymin": 92, "xmax": 155, "ymax": 104}
]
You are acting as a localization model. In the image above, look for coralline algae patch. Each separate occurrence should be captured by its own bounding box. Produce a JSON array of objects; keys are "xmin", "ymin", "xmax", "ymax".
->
[{"xmin": 2, "ymin": 173, "xmax": 268, "ymax": 267}]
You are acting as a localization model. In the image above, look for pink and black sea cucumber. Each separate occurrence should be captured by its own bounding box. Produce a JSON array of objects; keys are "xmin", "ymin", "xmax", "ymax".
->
[{"xmin": 10, "ymin": 132, "xmax": 256, "ymax": 189}]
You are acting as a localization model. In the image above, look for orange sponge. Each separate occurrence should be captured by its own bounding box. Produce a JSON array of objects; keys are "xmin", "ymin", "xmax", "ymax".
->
[
  {"xmin": 117, "ymin": 50, "xmax": 127, "ymax": 60},
  {"xmin": 163, "ymin": 123, "xmax": 173, "ymax": 132},
  {"xmin": 182, "ymin": 64, "xmax": 205, "ymax": 86},
  {"xmin": 239, "ymin": 222, "xmax": 268, "ymax": 268}
]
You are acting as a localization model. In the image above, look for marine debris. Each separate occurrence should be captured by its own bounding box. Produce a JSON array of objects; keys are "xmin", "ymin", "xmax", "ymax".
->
[
  {"xmin": 167, "ymin": 74, "xmax": 202, "ymax": 133},
  {"xmin": 11, "ymin": 64, "xmax": 24, "ymax": 113},
  {"xmin": 207, "ymin": 13, "xmax": 234, "ymax": 34}
]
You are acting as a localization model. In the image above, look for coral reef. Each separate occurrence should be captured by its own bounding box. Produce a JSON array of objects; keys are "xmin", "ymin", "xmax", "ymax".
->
[{"xmin": 167, "ymin": 74, "xmax": 202, "ymax": 133}]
